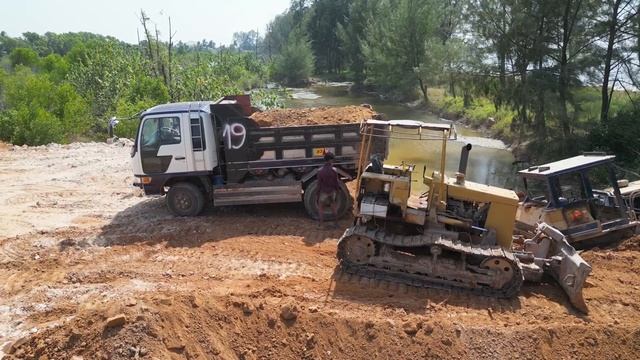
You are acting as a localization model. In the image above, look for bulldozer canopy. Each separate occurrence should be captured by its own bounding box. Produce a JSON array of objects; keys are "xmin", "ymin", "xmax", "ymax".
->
[
  {"xmin": 518, "ymin": 154, "xmax": 615, "ymax": 179},
  {"xmin": 362, "ymin": 119, "xmax": 457, "ymax": 140}
]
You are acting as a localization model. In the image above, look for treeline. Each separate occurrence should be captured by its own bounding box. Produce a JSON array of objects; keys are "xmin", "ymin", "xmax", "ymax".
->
[
  {"xmin": 0, "ymin": 16, "xmax": 278, "ymax": 145},
  {"xmin": 257, "ymin": 0, "xmax": 640, "ymax": 166}
]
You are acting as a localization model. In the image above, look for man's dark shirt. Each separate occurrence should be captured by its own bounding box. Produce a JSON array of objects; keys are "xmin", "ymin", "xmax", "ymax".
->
[{"xmin": 317, "ymin": 163, "xmax": 341, "ymax": 194}]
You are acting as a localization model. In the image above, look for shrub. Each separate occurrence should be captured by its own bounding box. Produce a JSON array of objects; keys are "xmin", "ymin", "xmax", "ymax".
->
[
  {"xmin": 0, "ymin": 110, "xmax": 17, "ymax": 141},
  {"xmin": 590, "ymin": 105, "xmax": 640, "ymax": 169},
  {"xmin": 11, "ymin": 106, "xmax": 64, "ymax": 145},
  {"xmin": 2, "ymin": 68, "xmax": 91, "ymax": 144}
]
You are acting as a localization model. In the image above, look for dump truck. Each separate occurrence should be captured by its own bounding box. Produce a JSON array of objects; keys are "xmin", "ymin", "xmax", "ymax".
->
[
  {"xmin": 336, "ymin": 120, "xmax": 591, "ymax": 312},
  {"xmin": 130, "ymin": 96, "xmax": 367, "ymax": 218},
  {"xmin": 516, "ymin": 154, "xmax": 639, "ymax": 249}
]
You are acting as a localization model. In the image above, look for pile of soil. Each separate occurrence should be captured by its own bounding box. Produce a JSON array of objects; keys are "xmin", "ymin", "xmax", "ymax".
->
[
  {"xmin": 617, "ymin": 235, "xmax": 640, "ymax": 251},
  {"xmin": 1, "ymin": 138, "xmax": 639, "ymax": 359},
  {"xmin": 251, "ymin": 105, "xmax": 380, "ymax": 127}
]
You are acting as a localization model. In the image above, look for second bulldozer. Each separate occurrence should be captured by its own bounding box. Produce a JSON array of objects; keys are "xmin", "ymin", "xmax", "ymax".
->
[{"xmin": 337, "ymin": 120, "xmax": 591, "ymax": 312}]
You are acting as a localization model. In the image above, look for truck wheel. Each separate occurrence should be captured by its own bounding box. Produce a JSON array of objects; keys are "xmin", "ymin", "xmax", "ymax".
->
[
  {"xmin": 167, "ymin": 182, "xmax": 205, "ymax": 216},
  {"xmin": 303, "ymin": 180, "xmax": 352, "ymax": 220}
]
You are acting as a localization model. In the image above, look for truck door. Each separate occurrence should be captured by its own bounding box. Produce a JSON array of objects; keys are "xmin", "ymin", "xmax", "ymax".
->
[
  {"xmin": 139, "ymin": 115, "xmax": 189, "ymax": 174},
  {"xmin": 187, "ymin": 113, "xmax": 208, "ymax": 172}
]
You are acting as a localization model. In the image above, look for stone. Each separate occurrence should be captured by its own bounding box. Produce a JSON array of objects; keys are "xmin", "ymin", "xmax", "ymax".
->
[
  {"xmin": 267, "ymin": 316, "xmax": 277, "ymax": 328},
  {"xmin": 305, "ymin": 333, "xmax": 316, "ymax": 349},
  {"xmin": 308, "ymin": 305, "xmax": 319, "ymax": 313},
  {"xmin": 402, "ymin": 320, "xmax": 421, "ymax": 336},
  {"xmin": 165, "ymin": 340, "xmax": 185, "ymax": 352},
  {"xmin": 159, "ymin": 297, "xmax": 172, "ymax": 305},
  {"xmin": 423, "ymin": 323, "xmax": 434, "ymax": 335},
  {"xmin": 104, "ymin": 314, "xmax": 127, "ymax": 329},
  {"xmin": 280, "ymin": 303, "xmax": 299, "ymax": 321},
  {"xmin": 5, "ymin": 335, "xmax": 30, "ymax": 354},
  {"xmin": 242, "ymin": 303, "xmax": 254, "ymax": 315},
  {"xmin": 441, "ymin": 338, "xmax": 453, "ymax": 346}
]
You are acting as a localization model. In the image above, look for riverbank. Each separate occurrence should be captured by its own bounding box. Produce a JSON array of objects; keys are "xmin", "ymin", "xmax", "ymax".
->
[{"xmin": 423, "ymin": 96, "xmax": 529, "ymax": 159}]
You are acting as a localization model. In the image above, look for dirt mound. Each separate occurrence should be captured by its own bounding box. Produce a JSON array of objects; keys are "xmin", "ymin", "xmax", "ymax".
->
[
  {"xmin": 251, "ymin": 105, "xmax": 379, "ymax": 127},
  {"xmin": 1, "ymin": 141, "xmax": 640, "ymax": 359},
  {"xmin": 7, "ymin": 280, "xmax": 640, "ymax": 360},
  {"xmin": 617, "ymin": 235, "xmax": 640, "ymax": 251}
]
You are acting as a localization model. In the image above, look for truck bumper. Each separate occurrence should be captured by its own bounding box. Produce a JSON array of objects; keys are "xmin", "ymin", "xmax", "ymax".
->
[{"xmin": 133, "ymin": 176, "xmax": 164, "ymax": 195}]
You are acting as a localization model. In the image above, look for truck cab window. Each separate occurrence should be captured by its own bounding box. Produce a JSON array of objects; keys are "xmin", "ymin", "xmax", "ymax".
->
[{"xmin": 141, "ymin": 117, "xmax": 181, "ymax": 149}]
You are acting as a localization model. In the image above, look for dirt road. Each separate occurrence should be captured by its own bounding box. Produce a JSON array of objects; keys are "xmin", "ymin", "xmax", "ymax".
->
[{"xmin": 1, "ymin": 141, "xmax": 639, "ymax": 360}]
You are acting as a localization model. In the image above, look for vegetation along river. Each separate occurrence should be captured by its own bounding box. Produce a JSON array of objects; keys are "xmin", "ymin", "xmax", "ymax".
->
[{"xmin": 286, "ymin": 83, "xmax": 517, "ymax": 193}]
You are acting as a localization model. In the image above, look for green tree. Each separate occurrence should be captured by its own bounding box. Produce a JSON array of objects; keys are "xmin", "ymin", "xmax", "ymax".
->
[
  {"xmin": 271, "ymin": 31, "xmax": 315, "ymax": 86},
  {"xmin": 337, "ymin": 0, "xmax": 375, "ymax": 85},
  {"xmin": 363, "ymin": 0, "xmax": 443, "ymax": 101},
  {"xmin": 307, "ymin": 0, "xmax": 348, "ymax": 74},
  {"xmin": 67, "ymin": 40, "xmax": 141, "ymax": 118},
  {"xmin": 41, "ymin": 53, "xmax": 70, "ymax": 82},
  {"xmin": 9, "ymin": 47, "xmax": 39, "ymax": 68}
]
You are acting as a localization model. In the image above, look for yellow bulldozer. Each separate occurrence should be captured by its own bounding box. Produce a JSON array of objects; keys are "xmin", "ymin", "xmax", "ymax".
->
[{"xmin": 337, "ymin": 120, "xmax": 592, "ymax": 312}]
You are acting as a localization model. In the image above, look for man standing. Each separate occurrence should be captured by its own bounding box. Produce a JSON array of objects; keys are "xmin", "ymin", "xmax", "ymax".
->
[{"xmin": 316, "ymin": 152, "xmax": 341, "ymax": 228}]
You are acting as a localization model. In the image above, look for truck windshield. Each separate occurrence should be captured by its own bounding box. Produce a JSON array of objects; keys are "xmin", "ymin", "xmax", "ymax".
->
[{"xmin": 141, "ymin": 117, "xmax": 181, "ymax": 148}]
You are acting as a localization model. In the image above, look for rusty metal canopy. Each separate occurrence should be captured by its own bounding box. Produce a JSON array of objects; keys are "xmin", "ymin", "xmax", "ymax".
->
[
  {"xmin": 363, "ymin": 119, "xmax": 457, "ymax": 140},
  {"xmin": 365, "ymin": 119, "xmax": 453, "ymax": 131},
  {"xmin": 518, "ymin": 154, "xmax": 616, "ymax": 179}
]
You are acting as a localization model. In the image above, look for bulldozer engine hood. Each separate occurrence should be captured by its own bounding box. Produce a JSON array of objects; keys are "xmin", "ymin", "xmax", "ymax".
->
[{"xmin": 446, "ymin": 178, "xmax": 519, "ymax": 207}]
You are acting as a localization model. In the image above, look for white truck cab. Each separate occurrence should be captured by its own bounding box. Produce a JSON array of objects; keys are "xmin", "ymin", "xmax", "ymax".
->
[{"xmin": 132, "ymin": 102, "xmax": 218, "ymax": 177}]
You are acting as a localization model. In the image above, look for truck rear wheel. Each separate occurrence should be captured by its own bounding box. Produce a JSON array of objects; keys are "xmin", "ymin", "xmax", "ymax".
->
[
  {"xmin": 167, "ymin": 182, "xmax": 205, "ymax": 216},
  {"xmin": 304, "ymin": 180, "xmax": 351, "ymax": 220}
]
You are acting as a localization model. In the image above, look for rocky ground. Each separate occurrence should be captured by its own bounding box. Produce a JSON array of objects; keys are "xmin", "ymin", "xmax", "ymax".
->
[{"xmin": 0, "ymin": 137, "xmax": 639, "ymax": 359}]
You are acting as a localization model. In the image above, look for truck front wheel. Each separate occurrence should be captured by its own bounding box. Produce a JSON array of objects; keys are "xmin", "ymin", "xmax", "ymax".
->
[
  {"xmin": 167, "ymin": 182, "xmax": 205, "ymax": 216},
  {"xmin": 303, "ymin": 180, "xmax": 352, "ymax": 220}
]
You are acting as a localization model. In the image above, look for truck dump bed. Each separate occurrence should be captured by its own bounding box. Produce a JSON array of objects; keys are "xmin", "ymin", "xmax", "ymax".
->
[{"xmin": 206, "ymin": 96, "xmax": 365, "ymax": 184}]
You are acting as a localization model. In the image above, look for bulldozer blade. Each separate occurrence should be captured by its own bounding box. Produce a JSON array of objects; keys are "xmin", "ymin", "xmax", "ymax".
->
[{"xmin": 537, "ymin": 223, "xmax": 592, "ymax": 313}]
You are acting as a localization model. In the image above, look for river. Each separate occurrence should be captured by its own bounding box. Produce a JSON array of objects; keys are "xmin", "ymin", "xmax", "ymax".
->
[{"xmin": 286, "ymin": 83, "xmax": 517, "ymax": 192}]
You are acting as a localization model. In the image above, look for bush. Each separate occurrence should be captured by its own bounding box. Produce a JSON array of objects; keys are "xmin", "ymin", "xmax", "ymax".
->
[
  {"xmin": 271, "ymin": 31, "xmax": 315, "ymax": 86},
  {"xmin": 590, "ymin": 105, "xmax": 640, "ymax": 169},
  {"xmin": 41, "ymin": 53, "xmax": 70, "ymax": 82},
  {"xmin": 465, "ymin": 97, "xmax": 497, "ymax": 126},
  {"xmin": 9, "ymin": 47, "xmax": 39, "ymax": 68},
  {"xmin": 2, "ymin": 68, "xmax": 91, "ymax": 144},
  {"xmin": 11, "ymin": 106, "xmax": 64, "ymax": 145},
  {"xmin": 127, "ymin": 76, "xmax": 169, "ymax": 105},
  {"xmin": 112, "ymin": 98, "xmax": 158, "ymax": 139},
  {"xmin": 0, "ymin": 110, "xmax": 17, "ymax": 141},
  {"xmin": 251, "ymin": 88, "xmax": 289, "ymax": 110}
]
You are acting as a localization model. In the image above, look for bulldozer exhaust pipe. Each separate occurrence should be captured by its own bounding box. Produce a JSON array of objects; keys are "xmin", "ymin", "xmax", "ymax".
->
[{"xmin": 457, "ymin": 144, "xmax": 472, "ymax": 184}]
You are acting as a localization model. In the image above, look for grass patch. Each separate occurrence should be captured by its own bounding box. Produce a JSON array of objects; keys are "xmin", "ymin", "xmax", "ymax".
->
[{"xmin": 432, "ymin": 92, "xmax": 516, "ymax": 141}]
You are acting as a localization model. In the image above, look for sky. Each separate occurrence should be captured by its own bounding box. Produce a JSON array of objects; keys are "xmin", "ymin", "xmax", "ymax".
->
[{"xmin": 0, "ymin": 0, "xmax": 291, "ymax": 45}]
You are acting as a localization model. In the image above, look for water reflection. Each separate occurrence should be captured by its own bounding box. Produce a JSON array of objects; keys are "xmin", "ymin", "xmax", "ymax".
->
[{"xmin": 286, "ymin": 84, "xmax": 516, "ymax": 191}]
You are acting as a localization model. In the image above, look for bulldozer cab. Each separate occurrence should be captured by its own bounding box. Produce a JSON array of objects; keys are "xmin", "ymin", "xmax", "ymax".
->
[
  {"xmin": 516, "ymin": 154, "xmax": 638, "ymax": 247},
  {"xmin": 355, "ymin": 120, "xmax": 456, "ymax": 216}
]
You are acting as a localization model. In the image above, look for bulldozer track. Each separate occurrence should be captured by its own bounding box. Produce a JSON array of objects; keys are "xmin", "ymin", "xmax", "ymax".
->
[{"xmin": 337, "ymin": 225, "xmax": 524, "ymax": 298}]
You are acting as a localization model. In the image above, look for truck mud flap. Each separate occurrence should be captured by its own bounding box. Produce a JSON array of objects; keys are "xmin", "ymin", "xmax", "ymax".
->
[{"xmin": 537, "ymin": 223, "xmax": 592, "ymax": 313}]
